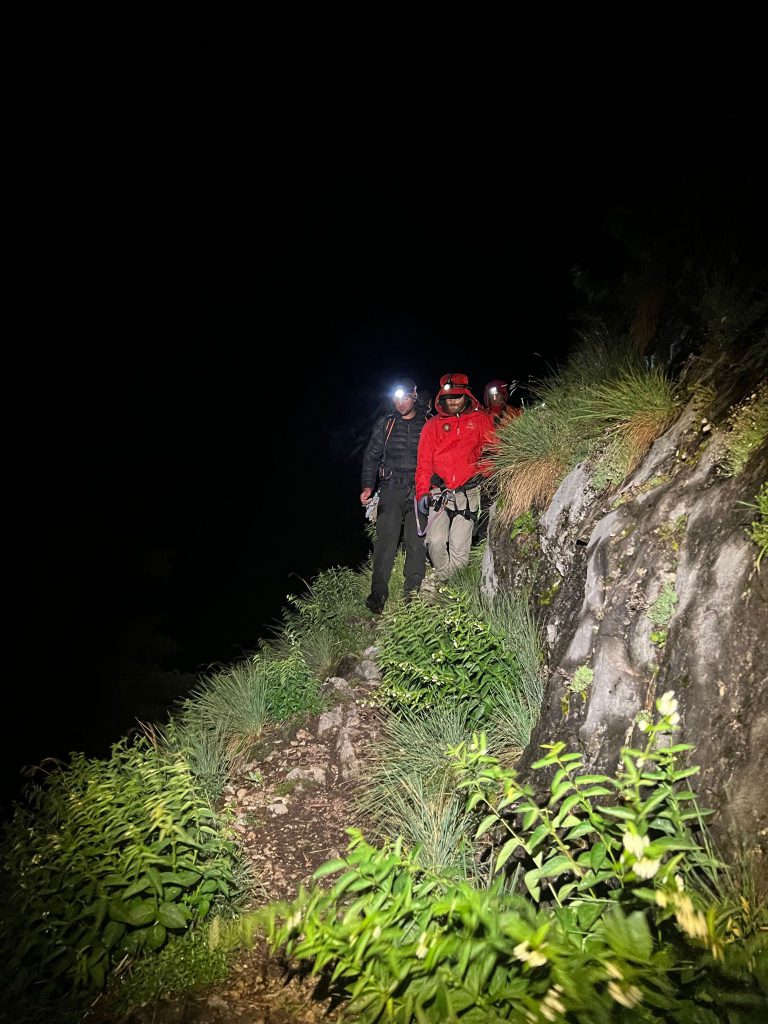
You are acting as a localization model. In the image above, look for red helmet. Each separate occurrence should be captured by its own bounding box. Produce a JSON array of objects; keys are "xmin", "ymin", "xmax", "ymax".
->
[
  {"xmin": 484, "ymin": 379, "xmax": 509, "ymax": 406},
  {"xmin": 438, "ymin": 372, "xmax": 473, "ymax": 398}
]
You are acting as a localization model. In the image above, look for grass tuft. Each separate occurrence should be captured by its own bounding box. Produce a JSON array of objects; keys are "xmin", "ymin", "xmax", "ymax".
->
[
  {"xmin": 489, "ymin": 336, "xmax": 679, "ymax": 517},
  {"xmin": 355, "ymin": 704, "xmax": 479, "ymax": 876},
  {"xmin": 742, "ymin": 481, "xmax": 768, "ymax": 570}
]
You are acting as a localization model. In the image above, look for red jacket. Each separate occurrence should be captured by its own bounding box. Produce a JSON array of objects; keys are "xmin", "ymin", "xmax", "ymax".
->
[{"xmin": 416, "ymin": 399, "xmax": 495, "ymax": 499}]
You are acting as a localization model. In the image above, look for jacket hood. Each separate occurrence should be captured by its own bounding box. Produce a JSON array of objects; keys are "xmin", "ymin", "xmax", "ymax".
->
[{"xmin": 434, "ymin": 373, "xmax": 481, "ymax": 413}]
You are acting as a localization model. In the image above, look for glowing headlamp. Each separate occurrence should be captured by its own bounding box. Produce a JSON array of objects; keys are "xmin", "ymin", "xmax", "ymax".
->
[
  {"xmin": 393, "ymin": 387, "xmax": 406, "ymax": 399},
  {"xmin": 489, "ymin": 387, "xmax": 498, "ymax": 396}
]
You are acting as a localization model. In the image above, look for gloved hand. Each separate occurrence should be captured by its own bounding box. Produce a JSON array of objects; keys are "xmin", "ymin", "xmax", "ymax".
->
[{"xmin": 417, "ymin": 494, "xmax": 430, "ymax": 516}]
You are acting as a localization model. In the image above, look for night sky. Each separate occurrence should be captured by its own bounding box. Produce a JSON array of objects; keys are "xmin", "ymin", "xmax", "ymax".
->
[{"xmin": 5, "ymin": 130, "xmax": 764, "ymax": 810}]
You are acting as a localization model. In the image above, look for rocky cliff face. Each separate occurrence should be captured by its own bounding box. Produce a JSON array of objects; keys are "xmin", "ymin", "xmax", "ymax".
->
[{"xmin": 483, "ymin": 353, "xmax": 768, "ymax": 883}]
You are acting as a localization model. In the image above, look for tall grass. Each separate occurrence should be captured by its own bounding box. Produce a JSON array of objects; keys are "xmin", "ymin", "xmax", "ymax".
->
[
  {"xmin": 468, "ymin": 590, "xmax": 545, "ymax": 753},
  {"xmin": 262, "ymin": 563, "xmax": 373, "ymax": 668},
  {"xmin": 355, "ymin": 704, "xmax": 479, "ymax": 877},
  {"xmin": 572, "ymin": 365, "xmax": 679, "ymax": 465},
  {"xmin": 168, "ymin": 660, "xmax": 271, "ymax": 775},
  {"xmin": 491, "ymin": 404, "xmax": 575, "ymax": 521},
  {"xmin": 489, "ymin": 337, "xmax": 680, "ymax": 518},
  {"xmin": 154, "ymin": 716, "xmax": 233, "ymax": 801}
]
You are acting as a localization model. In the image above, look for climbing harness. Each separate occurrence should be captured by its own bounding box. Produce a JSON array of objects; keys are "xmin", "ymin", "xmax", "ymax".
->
[{"xmin": 416, "ymin": 473, "xmax": 485, "ymax": 538}]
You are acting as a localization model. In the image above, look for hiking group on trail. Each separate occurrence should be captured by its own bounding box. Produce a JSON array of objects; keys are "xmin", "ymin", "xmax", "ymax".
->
[{"xmin": 360, "ymin": 372, "xmax": 521, "ymax": 614}]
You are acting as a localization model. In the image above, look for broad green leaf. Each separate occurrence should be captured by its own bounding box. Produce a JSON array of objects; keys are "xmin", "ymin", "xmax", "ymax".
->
[
  {"xmin": 565, "ymin": 820, "xmax": 597, "ymax": 840},
  {"xmin": 102, "ymin": 920, "xmax": 125, "ymax": 949},
  {"xmin": 549, "ymin": 779, "xmax": 574, "ymax": 805},
  {"xmin": 159, "ymin": 869, "xmax": 201, "ymax": 887},
  {"xmin": 123, "ymin": 877, "xmax": 153, "ymax": 900},
  {"xmin": 145, "ymin": 923, "xmax": 167, "ymax": 950},
  {"xmin": 539, "ymin": 855, "xmax": 573, "ymax": 879},
  {"xmin": 527, "ymin": 824, "xmax": 550, "ymax": 851},
  {"xmin": 494, "ymin": 837, "xmax": 521, "ymax": 872},
  {"xmin": 524, "ymin": 868, "xmax": 541, "ymax": 902},
  {"xmin": 475, "ymin": 814, "xmax": 497, "ymax": 839},
  {"xmin": 576, "ymin": 774, "xmax": 612, "ymax": 786},
  {"xmin": 600, "ymin": 805, "xmax": 637, "ymax": 820},
  {"xmin": 590, "ymin": 842, "xmax": 607, "ymax": 872},
  {"xmin": 313, "ymin": 859, "xmax": 347, "ymax": 878},
  {"xmin": 157, "ymin": 902, "xmax": 189, "ymax": 930},
  {"xmin": 577, "ymin": 902, "xmax": 604, "ymax": 929}
]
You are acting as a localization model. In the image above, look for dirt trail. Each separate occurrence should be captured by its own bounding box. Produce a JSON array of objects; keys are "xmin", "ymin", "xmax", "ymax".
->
[{"xmin": 97, "ymin": 648, "xmax": 385, "ymax": 1023}]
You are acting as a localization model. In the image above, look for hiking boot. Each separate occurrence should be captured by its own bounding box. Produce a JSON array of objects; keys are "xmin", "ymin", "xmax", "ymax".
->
[{"xmin": 365, "ymin": 594, "xmax": 385, "ymax": 614}]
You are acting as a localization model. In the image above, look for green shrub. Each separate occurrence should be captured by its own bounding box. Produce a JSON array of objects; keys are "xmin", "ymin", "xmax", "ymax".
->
[
  {"xmin": 178, "ymin": 659, "xmax": 270, "ymax": 752},
  {"xmin": 509, "ymin": 509, "xmax": 537, "ymax": 540},
  {"xmin": 268, "ymin": 692, "xmax": 767, "ymax": 1022},
  {"xmin": 156, "ymin": 716, "xmax": 233, "ymax": 802},
  {"xmin": 0, "ymin": 737, "xmax": 242, "ymax": 1000},
  {"xmin": 376, "ymin": 588, "xmax": 512, "ymax": 716},
  {"xmin": 160, "ymin": 641, "xmax": 324, "ymax": 794},
  {"xmin": 104, "ymin": 923, "xmax": 231, "ymax": 1011}
]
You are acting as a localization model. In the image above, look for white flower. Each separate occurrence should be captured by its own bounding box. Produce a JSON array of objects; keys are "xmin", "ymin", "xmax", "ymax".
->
[
  {"xmin": 622, "ymin": 831, "xmax": 649, "ymax": 859},
  {"xmin": 513, "ymin": 940, "xmax": 547, "ymax": 966},
  {"xmin": 540, "ymin": 984, "xmax": 567, "ymax": 1020},
  {"xmin": 634, "ymin": 857, "xmax": 661, "ymax": 879},
  {"xmin": 607, "ymin": 981, "xmax": 643, "ymax": 1008},
  {"xmin": 415, "ymin": 932, "xmax": 429, "ymax": 959},
  {"xmin": 675, "ymin": 874, "xmax": 685, "ymax": 891},
  {"xmin": 668, "ymin": 711, "xmax": 681, "ymax": 726},
  {"xmin": 657, "ymin": 691, "xmax": 678, "ymax": 717}
]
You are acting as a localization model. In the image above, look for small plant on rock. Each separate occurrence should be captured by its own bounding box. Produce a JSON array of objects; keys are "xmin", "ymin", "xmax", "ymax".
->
[
  {"xmin": 741, "ymin": 481, "xmax": 768, "ymax": 571},
  {"xmin": 561, "ymin": 665, "xmax": 593, "ymax": 715},
  {"xmin": 718, "ymin": 381, "xmax": 768, "ymax": 476},
  {"xmin": 647, "ymin": 582, "xmax": 679, "ymax": 648}
]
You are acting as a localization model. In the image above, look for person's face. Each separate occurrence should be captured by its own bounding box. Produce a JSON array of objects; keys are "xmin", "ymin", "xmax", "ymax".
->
[
  {"xmin": 394, "ymin": 393, "xmax": 416, "ymax": 417},
  {"xmin": 443, "ymin": 395, "xmax": 466, "ymax": 413}
]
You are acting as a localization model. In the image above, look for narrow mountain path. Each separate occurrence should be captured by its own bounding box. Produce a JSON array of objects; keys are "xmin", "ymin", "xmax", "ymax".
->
[{"xmin": 97, "ymin": 647, "xmax": 386, "ymax": 1023}]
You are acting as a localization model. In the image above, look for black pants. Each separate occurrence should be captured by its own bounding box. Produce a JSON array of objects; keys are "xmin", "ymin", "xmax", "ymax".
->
[{"xmin": 370, "ymin": 481, "xmax": 426, "ymax": 604}]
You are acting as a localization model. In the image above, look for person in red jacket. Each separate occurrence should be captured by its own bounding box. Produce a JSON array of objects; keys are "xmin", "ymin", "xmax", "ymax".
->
[
  {"xmin": 483, "ymin": 379, "xmax": 522, "ymax": 428},
  {"xmin": 416, "ymin": 373, "xmax": 495, "ymax": 581}
]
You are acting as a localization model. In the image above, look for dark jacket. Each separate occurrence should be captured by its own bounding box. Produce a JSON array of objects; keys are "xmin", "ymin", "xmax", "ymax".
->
[{"xmin": 361, "ymin": 403, "xmax": 430, "ymax": 491}]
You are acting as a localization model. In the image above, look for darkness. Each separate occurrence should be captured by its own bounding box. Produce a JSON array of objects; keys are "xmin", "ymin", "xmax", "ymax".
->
[{"xmin": 5, "ymin": 113, "xmax": 765, "ymax": 813}]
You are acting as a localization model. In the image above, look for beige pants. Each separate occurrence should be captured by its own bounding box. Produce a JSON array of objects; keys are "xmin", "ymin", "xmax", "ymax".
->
[{"xmin": 425, "ymin": 486, "xmax": 480, "ymax": 580}]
